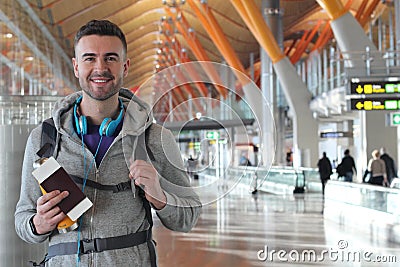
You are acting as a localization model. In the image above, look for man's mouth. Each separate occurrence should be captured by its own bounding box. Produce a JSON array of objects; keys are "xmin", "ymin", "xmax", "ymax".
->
[{"xmin": 90, "ymin": 77, "xmax": 112, "ymax": 84}]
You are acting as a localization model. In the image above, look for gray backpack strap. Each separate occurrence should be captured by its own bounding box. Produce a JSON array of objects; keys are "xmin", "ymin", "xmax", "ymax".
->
[
  {"xmin": 135, "ymin": 124, "xmax": 155, "ymax": 162},
  {"xmin": 145, "ymin": 124, "xmax": 155, "ymax": 161},
  {"xmin": 36, "ymin": 118, "xmax": 57, "ymax": 158}
]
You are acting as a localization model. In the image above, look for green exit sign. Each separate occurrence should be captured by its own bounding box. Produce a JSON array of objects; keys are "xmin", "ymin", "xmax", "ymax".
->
[
  {"xmin": 206, "ymin": 131, "xmax": 220, "ymax": 139},
  {"xmin": 391, "ymin": 113, "xmax": 400, "ymax": 126}
]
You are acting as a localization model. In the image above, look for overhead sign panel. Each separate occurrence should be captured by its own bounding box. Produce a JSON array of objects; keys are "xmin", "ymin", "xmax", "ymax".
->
[
  {"xmin": 350, "ymin": 80, "xmax": 400, "ymax": 95},
  {"xmin": 320, "ymin": 131, "xmax": 352, "ymax": 138},
  {"xmin": 350, "ymin": 98, "xmax": 400, "ymax": 111}
]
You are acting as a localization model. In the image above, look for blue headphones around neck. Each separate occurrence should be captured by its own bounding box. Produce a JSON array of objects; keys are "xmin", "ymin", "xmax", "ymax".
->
[{"xmin": 73, "ymin": 95, "xmax": 124, "ymax": 137}]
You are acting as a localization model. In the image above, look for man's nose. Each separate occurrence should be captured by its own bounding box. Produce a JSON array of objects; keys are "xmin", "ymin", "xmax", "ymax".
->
[{"xmin": 94, "ymin": 59, "xmax": 108, "ymax": 71}]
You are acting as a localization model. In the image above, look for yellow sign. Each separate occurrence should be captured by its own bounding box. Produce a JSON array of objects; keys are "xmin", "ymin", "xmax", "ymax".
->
[
  {"xmin": 351, "ymin": 80, "xmax": 400, "ymax": 94},
  {"xmin": 351, "ymin": 98, "xmax": 400, "ymax": 111}
]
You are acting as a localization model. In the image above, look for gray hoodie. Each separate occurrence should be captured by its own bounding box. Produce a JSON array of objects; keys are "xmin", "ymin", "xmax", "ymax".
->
[{"xmin": 15, "ymin": 89, "xmax": 201, "ymax": 266}]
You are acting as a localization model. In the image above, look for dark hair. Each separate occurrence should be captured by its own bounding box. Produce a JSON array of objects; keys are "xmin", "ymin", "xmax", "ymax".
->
[
  {"xmin": 344, "ymin": 149, "xmax": 350, "ymax": 155},
  {"xmin": 74, "ymin": 20, "xmax": 127, "ymax": 57}
]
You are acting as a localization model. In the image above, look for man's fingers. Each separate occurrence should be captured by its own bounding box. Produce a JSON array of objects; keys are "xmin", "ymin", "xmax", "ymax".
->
[
  {"xmin": 37, "ymin": 190, "xmax": 69, "ymax": 212},
  {"xmin": 129, "ymin": 161, "xmax": 155, "ymax": 180},
  {"xmin": 37, "ymin": 190, "xmax": 60, "ymax": 205},
  {"xmin": 130, "ymin": 159, "xmax": 148, "ymax": 166},
  {"xmin": 134, "ymin": 177, "xmax": 147, "ymax": 189}
]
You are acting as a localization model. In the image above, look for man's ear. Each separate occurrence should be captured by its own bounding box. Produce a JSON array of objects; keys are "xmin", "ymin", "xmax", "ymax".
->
[
  {"xmin": 123, "ymin": 58, "xmax": 130, "ymax": 77},
  {"xmin": 72, "ymin": 57, "xmax": 79, "ymax": 78}
]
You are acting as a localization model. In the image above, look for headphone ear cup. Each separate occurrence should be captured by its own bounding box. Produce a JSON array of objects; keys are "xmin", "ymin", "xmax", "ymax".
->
[
  {"xmin": 104, "ymin": 119, "xmax": 119, "ymax": 137},
  {"xmin": 73, "ymin": 95, "xmax": 87, "ymax": 135},
  {"xmin": 99, "ymin": 118, "xmax": 111, "ymax": 136},
  {"xmin": 99, "ymin": 100, "xmax": 124, "ymax": 136}
]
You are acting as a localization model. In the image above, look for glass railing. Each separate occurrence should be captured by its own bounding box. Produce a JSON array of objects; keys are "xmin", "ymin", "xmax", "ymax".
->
[
  {"xmin": 197, "ymin": 165, "xmax": 320, "ymax": 194},
  {"xmin": 301, "ymin": 167, "xmax": 322, "ymax": 192},
  {"xmin": 325, "ymin": 180, "xmax": 400, "ymax": 214},
  {"xmin": 0, "ymin": 95, "xmax": 62, "ymax": 125}
]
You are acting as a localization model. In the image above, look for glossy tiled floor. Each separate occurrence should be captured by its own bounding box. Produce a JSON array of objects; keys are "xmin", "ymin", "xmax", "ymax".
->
[{"xmin": 153, "ymin": 181, "xmax": 400, "ymax": 267}]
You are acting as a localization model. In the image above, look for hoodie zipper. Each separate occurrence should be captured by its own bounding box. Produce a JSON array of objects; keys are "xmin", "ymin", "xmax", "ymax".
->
[
  {"xmin": 88, "ymin": 169, "xmax": 99, "ymax": 267},
  {"xmin": 67, "ymin": 136, "xmax": 96, "ymax": 265},
  {"xmin": 68, "ymin": 127, "xmax": 136, "ymax": 266}
]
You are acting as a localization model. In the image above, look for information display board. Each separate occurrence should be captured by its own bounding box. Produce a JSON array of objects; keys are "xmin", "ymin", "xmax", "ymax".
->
[
  {"xmin": 350, "ymin": 98, "xmax": 400, "ymax": 111},
  {"xmin": 350, "ymin": 80, "xmax": 400, "ymax": 95},
  {"xmin": 320, "ymin": 131, "xmax": 352, "ymax": 138}
]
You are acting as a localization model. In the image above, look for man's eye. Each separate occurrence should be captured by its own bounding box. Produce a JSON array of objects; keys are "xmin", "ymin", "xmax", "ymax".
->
[
  {"xmin": 83, "ymin": 57, "xmax": 95, "ymax": 62},
  {"xmin": 106, "ymin": 56, "xmax": 117, "ymax": 61}
]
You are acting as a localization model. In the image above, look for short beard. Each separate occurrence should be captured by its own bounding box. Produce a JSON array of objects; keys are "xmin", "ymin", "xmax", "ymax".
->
[
  {"xmin": 79, "ymin": 77, "xmax": 123, "ymax": 101},
  {"xmin": 82, "ymin": 86, "xmax": 120, "ymax": 101}
]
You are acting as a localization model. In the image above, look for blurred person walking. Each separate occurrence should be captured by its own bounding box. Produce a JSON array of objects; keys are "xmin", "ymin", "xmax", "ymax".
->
[
  {"xmin": 380, "ymin": 147, "xmax": 397, "ymax": 184},
  {"xmin": 368, "ymin": 149, "xmax": 388, "ymax": 186},
  {"xmin": 317, "ymin": 152, "xmax": 332, "ymax": 195},
  {"xmin": 337, "ymin": 149, "xmax": 357, "ymax": 182}
]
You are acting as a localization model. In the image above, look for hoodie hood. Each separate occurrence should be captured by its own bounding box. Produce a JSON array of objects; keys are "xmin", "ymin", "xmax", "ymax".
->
[{"xmin": 52, "ymin": 88, "xmax": 153, "ymax": 137}]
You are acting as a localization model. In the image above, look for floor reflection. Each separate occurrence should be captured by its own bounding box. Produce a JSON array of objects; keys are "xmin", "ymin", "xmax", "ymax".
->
[{"xmin": 154, "ymin": 180, "xmax": 400, "ymax": 266}]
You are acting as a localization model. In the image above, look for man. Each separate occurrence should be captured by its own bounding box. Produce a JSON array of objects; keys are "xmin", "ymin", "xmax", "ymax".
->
[
  {"xmin": 338, "ymin": 149, "xmax": 357, "ymax": 182},
  {"xmin": 15, "ymin": 20, "xmax": 201, "ymax": 266},
  {"xmin": 380, "ymin": 147, "xmax": 397, "ymax": 185},
  {"xmin": 317, "ymin": 152, "xmax": 332, "ymax": 195}
]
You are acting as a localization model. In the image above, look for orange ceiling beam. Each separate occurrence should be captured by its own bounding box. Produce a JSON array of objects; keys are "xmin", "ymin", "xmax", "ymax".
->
[
  {"xmin": 291, "ymin": 20, "xmax": 322, "ymax": 63},
  {"xmin": 160, "ymin": 21, "xmax": 209, "ymax": 97},
  {"xmin": 165, "ymin": 6, "xmax": 228, "ymax": 98},
  {"xmin": 311, "ymin": 21, "xmax": 331, "ymax": 52},
  {"xmin": 169, "ymin": 92, "xmax": 187, "ymax": 121},
  {"xmin": 154, "ymin": 51, "xmax": 182, "ymax": 112},
  {"xmin": 158, "ymin": 48, "xmax": 205, "ymax": 114},
  {"xmin": 230, "ymin": 0, "xmax": 285, "ymax": 64},
  {"xmin": 178, "ymin": 10, "xmax": 229, "ymax": 98},
  {"xmin": 355, "ymin": 0, "xmax": 368, "ymax": 21},
  {"xmin": 178, "ymin": 58, "xmax": 211, "ymax": 97},
  {"xmin": 316, "ymin": 0, "xmax": 348, "ymax": 21},
  {"xmin": 187, "ymin": 0, "xmax": 249, "ymax": 87},
  {"xmin": 160, "ymin": 46, "xmax": 199, "ymax": 100},
  {"xmin": 289, "ymin": 30, "xmax": 309, "ymax": 63},
  {"xmin": 312, "ymin": 0, "xmax": 373, "ymax": 51},
  {"xmin": 158, "ymin": 31, "xmax": 197, "ymax": 108},
  {"xmin": 157, "ymin": 70, "xmax": 190, "ymax": 120},
  {"xmin": 359, "ymin": 0, "xmax": 381, "ymax": 27},
  {"xmin": 320, "ymin": 30, "xmax": 334, "ymax": 49},
  {"xmin": 285, "ymin": 39, "xmax": 297, "ymax": 57}
]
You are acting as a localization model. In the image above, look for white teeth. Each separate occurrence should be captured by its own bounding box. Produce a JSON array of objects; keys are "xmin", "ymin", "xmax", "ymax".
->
[{"xmin": 93, "ymin": 79, "xmax": 107, "ymax": 83}]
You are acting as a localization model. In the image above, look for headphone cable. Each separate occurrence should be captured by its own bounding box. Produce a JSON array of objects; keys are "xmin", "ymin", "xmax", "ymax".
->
[{"xmin": 76, "ymin": 134, "xmax": 103, "ymax": 266}]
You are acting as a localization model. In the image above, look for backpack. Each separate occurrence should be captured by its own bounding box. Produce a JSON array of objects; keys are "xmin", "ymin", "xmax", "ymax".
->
[
  {"xmin": 336, "ymin": 163, "xmax": 345, "ymax": 177},
  {"xmin": 34, "ymin": 117, "xmax": 157, "ymax": 267}
]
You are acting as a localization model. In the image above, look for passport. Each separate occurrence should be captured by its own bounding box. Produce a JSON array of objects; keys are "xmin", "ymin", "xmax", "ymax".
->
[{"xmin": 32, "ymin": 157, "xmax": 92, "ymax": 221}]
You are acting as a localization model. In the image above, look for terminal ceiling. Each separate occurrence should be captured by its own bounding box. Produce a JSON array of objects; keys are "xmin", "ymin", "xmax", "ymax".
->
[{"xmin": 0, "ymin": 0, "xmax": 391, "ymax": 98}]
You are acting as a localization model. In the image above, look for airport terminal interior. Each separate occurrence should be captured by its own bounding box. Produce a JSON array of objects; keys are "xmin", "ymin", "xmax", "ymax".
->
[{"xmin": 2, "ymin": 0, "xmax": 400, "ymax": 266}]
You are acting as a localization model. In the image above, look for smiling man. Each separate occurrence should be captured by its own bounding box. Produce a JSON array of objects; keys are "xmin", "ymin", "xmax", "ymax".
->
[{"xmin": 15, "ymin": 20, "xmax": 201, "ymax": 267}]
